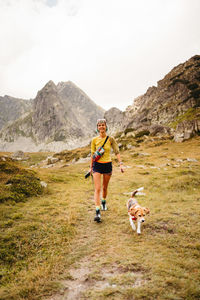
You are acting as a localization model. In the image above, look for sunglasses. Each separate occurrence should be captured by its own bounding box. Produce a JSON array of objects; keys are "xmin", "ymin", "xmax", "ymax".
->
[{"xmin": 97, "ymin": 119, "xmax": 107, "ymax": 124}]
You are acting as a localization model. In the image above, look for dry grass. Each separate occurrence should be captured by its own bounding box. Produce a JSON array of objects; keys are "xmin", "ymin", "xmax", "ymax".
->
[{"xmin": 0, "ymin": 137, "xmax": 200, "ymax": 299}]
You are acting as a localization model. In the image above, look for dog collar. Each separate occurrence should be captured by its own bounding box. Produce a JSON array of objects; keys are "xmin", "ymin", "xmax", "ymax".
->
[{"xmin": 128, "ymin": 212, "xmax": 137, "ymax": 221}]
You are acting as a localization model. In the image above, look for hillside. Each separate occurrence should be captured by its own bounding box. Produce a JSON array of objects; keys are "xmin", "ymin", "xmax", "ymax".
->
[
  {"xmin": 105, "ymin": 55, "xmax": 200, "ymax": 142},
  {"xmin": 0, "ymin": 136, "xmax": 200, "ymax": 300}
]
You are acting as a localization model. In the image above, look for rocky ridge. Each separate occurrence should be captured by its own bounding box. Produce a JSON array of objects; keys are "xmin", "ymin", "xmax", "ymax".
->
[
  {"xmin": 0, "ymin": 81, "xmax": 104, "ymax": 152},
  {"xmin": 1, "ymin": 55, "xmax": 200, "ymax": 152},
  {"xmin": 0, "ymin": 95, "xmax": 32, "ymax": 130},
  {"xmin": 105, "ymin": 55, "xmax": 200, "ymax": 142}
]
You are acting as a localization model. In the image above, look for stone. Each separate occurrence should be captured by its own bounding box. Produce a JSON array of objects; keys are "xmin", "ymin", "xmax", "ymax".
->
[
  {"xmin": 46, "ymin": 156, "xmax": 59, "ymax": 165},
  {"xmin": 11, "ymin": 150, "xmax": 29, "ymax": 160},
  {"xmin": 174, "ymin": 120, "xmax": 200, "ymax": 142},
  {"xmin": 187, "ymin": 158, "xmax": 198, "ymax": 162},
  {"xmin": 12, "ymin": 150, "xmax": 25, "ymax": 158},
  {"xmin": 139, "ymin": 152, "xmax": 150, "ymax": 156},
  {"xmin": 40, "ymin": 181, "xmax": 47, "ymax": 188},
  {"xmin": 75, "ymin": 157, "xmax": 90, "ymax": 164},
  {"xmin": 126, "ymin": 132, "xmax": 135, "ymax": 138}
]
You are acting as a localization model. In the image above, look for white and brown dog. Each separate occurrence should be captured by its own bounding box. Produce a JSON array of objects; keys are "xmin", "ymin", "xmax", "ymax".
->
[{"xmin": 127, "ymin": 187, "xmax": 150, "ymax": 234}]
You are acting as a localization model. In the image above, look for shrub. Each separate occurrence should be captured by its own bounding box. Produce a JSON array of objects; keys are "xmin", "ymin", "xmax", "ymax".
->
[
  {"xmin": 124, "ymin": 128, "xmax": 134, "ymax": 135},
  {"xmin": 170, "ymin": 79, "xmax": 189, "ymax": 86},
  {"xmin": 9, "ymin": 174, "xmax": 42, "ymax": 198},
  {"xmin": 191, "ymin": 89, "xmax": 200, "ymax": 98},
  {"xmin": 0, "ymin": 158, "xmax": 43, "ymax": 203},
  {"xmin": 115, "ymin": 131, "xmax": 123, "ymax": 139},
  {"xmin": 187, "ymin": 83, "xmax": 199, "ymax": 90},
  {"xmin": 0, "ymin": 161, "xmax": 20, "ymax": 174}
]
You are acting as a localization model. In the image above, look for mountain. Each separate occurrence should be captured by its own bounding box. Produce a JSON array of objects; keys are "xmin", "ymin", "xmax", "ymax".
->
[
  {"xmin": 105, "ymin": 55, "xmax": 200, "ymax": 142},
  {"xmin": 1, "ymin": 55, "xmax": 199, "ymax": 152},
  {"xmin": 0, "ymin": 81, "xmax": 104, "ymax": 151},
  {"xmin": 0, "ymin": 95, "xmax": 32, "ymax": 130}
]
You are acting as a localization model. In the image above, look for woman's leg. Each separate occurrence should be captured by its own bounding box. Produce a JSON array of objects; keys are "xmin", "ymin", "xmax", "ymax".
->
[
  {"xmin": 93, "ymin": 172, "xmax": 101, "ymax": 207},
  {"xmin": 102, "ymin": 174, "xmax": 111, "ymax": 199}
]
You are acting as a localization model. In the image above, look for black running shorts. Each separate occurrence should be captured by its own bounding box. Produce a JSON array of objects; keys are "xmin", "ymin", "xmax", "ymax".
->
[{"xmin": 92, "ymin": 161, "xmax": 112, "ymax": 174}]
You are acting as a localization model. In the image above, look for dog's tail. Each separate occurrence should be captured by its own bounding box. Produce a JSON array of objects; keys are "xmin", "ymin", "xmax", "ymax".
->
[{"xmin": 131, "ymin": 187, "xmax": 144, "ymax": 197}]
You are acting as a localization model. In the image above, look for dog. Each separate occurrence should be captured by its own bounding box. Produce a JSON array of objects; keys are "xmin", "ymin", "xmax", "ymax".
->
[{"xmin": 127, "ymin": 187, "xmax": 150, "ymax": 234}]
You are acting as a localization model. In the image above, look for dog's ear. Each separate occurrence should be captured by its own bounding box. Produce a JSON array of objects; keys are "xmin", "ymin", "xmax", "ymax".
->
[
  {"xmin": 129, "ymin": 207, "xmax": 137, "ymax": 215},
  {"xmin": 144, "ymin": 207, "xmax": 150, "ymax": 215}
]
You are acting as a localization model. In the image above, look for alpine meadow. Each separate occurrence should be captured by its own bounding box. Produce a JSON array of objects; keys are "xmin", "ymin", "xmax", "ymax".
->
[{"xmin": 0, "ymin": 55, "xmax": 200, "ymax": 300}]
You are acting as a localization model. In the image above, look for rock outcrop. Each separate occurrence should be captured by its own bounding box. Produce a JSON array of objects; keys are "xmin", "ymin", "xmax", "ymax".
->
[
  {"xmin": 32, "ymin": 80, "xmax": 76, "ymax": 143},
  {"xmin": 106, "ymin": 55, "xmax": 200, "ymax": 141},
  {"xmin": 104, "ymin": 107, "xmax": 124, "ymax": 134},
  {"xmin": 174, "ymin": 119, "xmax": 200, "ymax": 142}
]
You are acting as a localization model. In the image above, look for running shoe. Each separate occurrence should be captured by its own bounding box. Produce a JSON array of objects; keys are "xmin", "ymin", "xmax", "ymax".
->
[
  {"xmin": 101, "ymin": 200, "xmax": 107, "ymax": 211},
  {"xmin": 94, "ymin": 209, "xmax": 101, "ymax": 222}
]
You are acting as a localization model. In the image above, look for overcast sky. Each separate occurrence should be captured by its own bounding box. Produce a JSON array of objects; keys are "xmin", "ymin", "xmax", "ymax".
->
[{"xmin": 0, "ymin": 0, "xmax": 200, "ymax": 111}]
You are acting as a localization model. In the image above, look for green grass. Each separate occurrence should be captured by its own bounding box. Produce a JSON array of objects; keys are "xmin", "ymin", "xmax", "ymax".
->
[
  {"xmin": 0, "ymin": 137, "xmax": 200, "ymax": 299},
  {"xmin": 24, "ymin": 152, "xmax": 51, "ymax": 167},
  {"xmin": 0, "ymin": 158, "xmax": 43, "ymax": 203},
  {"xmin": 53, "ymin": 144, "xmax": 91, "ymax": 163},
  {"xmin": 169, "ymin": 107, "xmax": 200, "ymax": 129}
]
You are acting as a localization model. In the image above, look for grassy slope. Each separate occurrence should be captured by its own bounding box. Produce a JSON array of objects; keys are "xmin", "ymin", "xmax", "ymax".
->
[{"xmin": 0, "ymin": 137, "xmax": 200, "ymax": 300}]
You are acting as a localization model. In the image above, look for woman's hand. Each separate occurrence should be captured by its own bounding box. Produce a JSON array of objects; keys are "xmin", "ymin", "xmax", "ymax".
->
[{"xmin": 120, "ymin": 164, "xmax": 124, "ymax": 173}]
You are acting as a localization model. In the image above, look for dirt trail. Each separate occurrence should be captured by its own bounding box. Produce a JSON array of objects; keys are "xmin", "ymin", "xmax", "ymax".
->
[
  {"xmin": 49, "ymin": 259, "xmax": 144, "ymax": 300},
  {"xmin": 48, "ymin": 191, "xmax": 146, "ymax": 300}
]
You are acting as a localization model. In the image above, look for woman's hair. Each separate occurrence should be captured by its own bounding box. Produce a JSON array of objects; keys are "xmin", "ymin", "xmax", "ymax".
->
[
  {"xmin": 96, "ymin": 119, "xmax": 108, "ymax": 132},
  {"xmin": 96, "ymin": 118, "xmax": 107, "ymax": 125}
]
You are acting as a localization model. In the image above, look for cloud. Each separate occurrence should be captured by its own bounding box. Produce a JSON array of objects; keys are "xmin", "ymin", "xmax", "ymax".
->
[{"xmin": 0, "ymin": 0, "xmax": 200, "ymax": 110}]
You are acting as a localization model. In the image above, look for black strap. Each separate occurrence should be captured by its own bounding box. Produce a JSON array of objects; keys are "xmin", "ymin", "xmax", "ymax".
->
[{"xmin": 102, "ymin": 136, "xmax": 109, "ymax": 147}]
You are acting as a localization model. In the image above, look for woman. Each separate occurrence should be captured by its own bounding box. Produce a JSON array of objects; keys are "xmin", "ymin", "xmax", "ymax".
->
[{"xmin": 90, "ymin": 119, "xmax": 124, "ymax": 222}]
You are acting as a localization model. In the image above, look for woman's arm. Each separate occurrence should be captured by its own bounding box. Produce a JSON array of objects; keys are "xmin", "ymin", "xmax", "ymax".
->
[
  {"xmin": 116, "ymin": 153, "xmax": 124, "ymax": 173},
  {"xmin": 90, "ymin": 137, "xmax": 96, "ymax": 173},
  {"xmin": 89, "ymin": 155, "xmax": 93, "ymax": 173},
  {"xmin": 110, "ymin": 136, "xmax": 124, "ymax": 173}
]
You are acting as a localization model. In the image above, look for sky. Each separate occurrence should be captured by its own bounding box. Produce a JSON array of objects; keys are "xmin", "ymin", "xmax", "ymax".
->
[{"xmin": 0, "ymin": 0, "xmax": 200, "ymax": 111}]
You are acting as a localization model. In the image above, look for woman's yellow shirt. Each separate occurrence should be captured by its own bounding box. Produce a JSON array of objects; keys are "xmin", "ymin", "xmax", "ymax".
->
[{"xmin": 91, "ymin": 136, "xmax": 119, "ymax": 163}]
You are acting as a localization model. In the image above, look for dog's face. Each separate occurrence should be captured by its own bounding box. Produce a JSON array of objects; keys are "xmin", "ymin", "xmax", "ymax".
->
[{"xmin": 129, "ymin": 206, "xmax": 150, "ymax": 223}]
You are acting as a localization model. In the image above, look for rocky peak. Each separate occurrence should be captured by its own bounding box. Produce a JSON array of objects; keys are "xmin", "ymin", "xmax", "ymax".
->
[
  {"xmin": 57, "ymin": 80, "xmax": 105, "ymax": 130},
  {"xmin": 0, "ymin": 80, "xmax": 104, "ymax": 151},
  {"xmin": 57, "ymin": 80, "xmax": 91, "ymax": 104},
  {"xmin": 104, "ymin": 107, "xmax": 124, "ymax": 134},
  {"xmin": 57, "ymin": 80, "xmax": 76, "ymax": 90},
  {"xmin": 32, "ymin": 81, "xmax": 65, "ymax": 142}
]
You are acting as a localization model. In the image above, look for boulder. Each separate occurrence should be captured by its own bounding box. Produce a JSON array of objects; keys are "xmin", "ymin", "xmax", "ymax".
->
[
  {"xmin": 149, "ymin": 124, "xmax": 172, "ymax": 136},
  {"xmin": 126, "ymin": 132, "xmax": 135, "ymax": 138},
  {"xmin": 11, "ymin": 150, "xmax": 29, "ymax": 160},
  {"xmin": 174, "ymin": 120, "xmax": 200, "ymax": 142},
  {"xmin": 47, "ymin": 156, "xmax": 59, "ymax": 165}
]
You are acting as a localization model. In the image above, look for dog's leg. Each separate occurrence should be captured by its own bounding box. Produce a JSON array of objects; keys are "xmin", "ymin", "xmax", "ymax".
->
[
  {"xmin": 137, "ymin": 220, "xmax": 141, "ymax": 235},
  {"xmin": 129, "ymin": 217, "xmax": 136, "ymax": 231}
]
